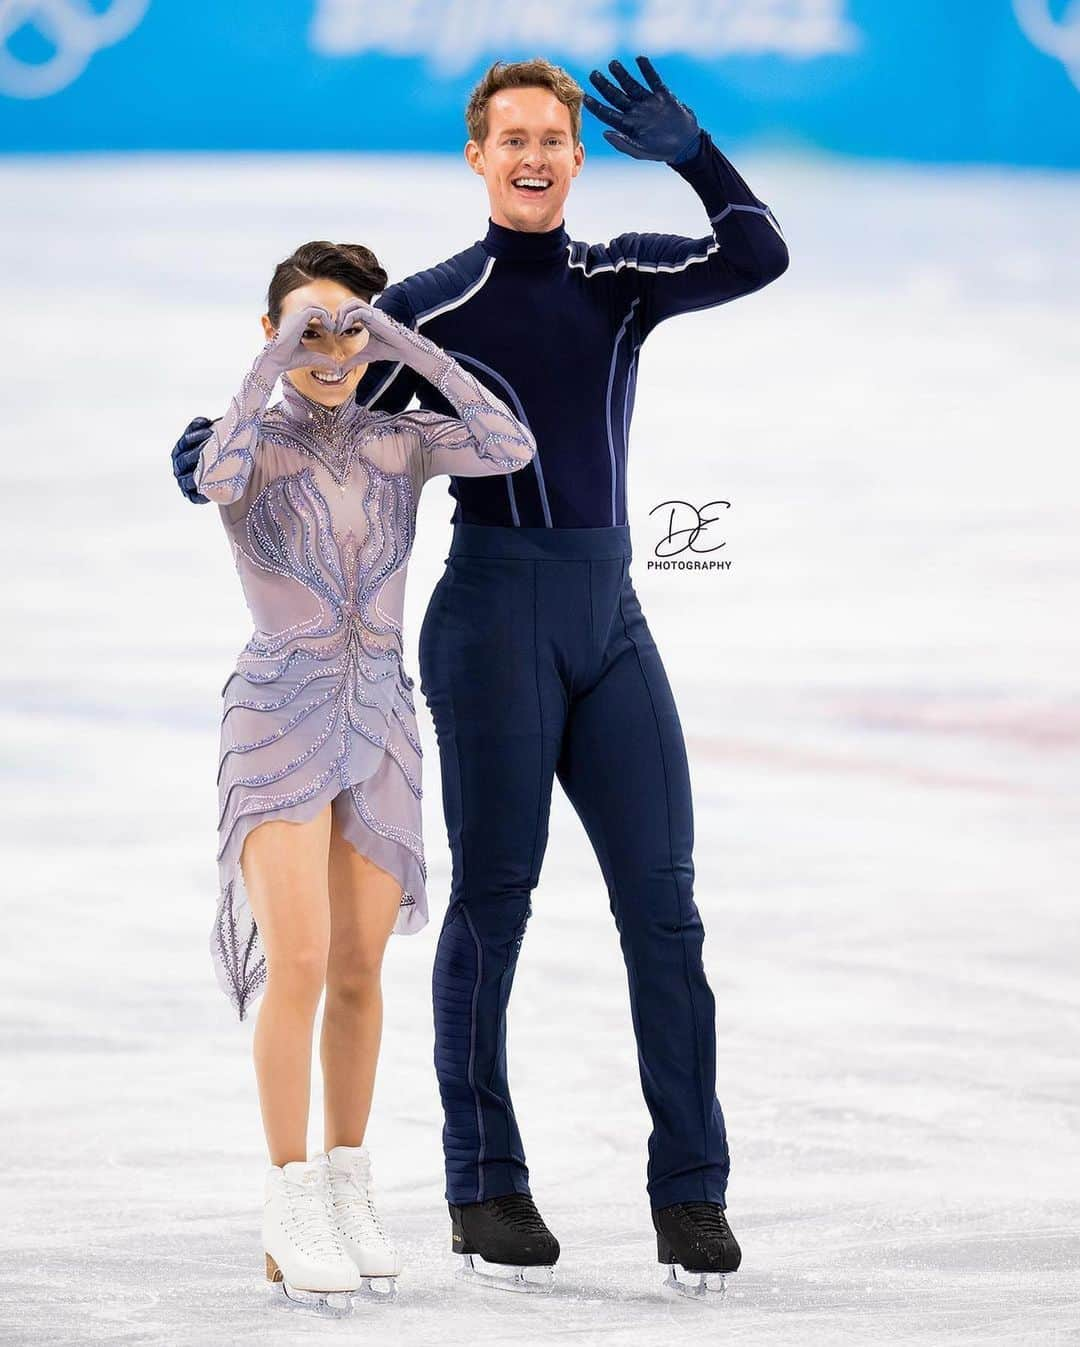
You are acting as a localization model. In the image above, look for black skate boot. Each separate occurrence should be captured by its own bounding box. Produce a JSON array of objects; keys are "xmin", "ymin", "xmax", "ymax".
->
[
  {"xmin": 449, "ymin": 1194, "xmax": 560, "ymax": 1293},
  {"xmin": 653, "ymin": 1202, "xmax": 741, "ymax": 1298}
]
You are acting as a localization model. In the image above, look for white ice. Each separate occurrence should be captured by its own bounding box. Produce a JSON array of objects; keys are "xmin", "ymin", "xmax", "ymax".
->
[{"xmin": 1, "ymin": 150, "xmax": 1077, "ymax": 1346}]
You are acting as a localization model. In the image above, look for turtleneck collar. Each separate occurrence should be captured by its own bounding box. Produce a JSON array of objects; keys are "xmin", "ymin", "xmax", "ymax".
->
[
  {"xmin": 279, "ymin": 373, "xmax": 367, "ymax": 430},
  {"xmin": 481, "ymin": 217, "xmax": 569, "ymax": 263}
]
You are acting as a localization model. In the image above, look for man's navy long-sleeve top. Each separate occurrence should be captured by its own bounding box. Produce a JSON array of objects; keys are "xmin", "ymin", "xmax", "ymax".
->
[{"xmin": 355, "ymin": 131, "xmax": 788, "ymax": 529}]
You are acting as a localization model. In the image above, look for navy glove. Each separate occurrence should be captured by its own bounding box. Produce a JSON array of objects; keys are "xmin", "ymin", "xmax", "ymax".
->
[
  {"xmin": 172, "ymin": 415, "xmax": 215, "ymax": 504},
  {"xmin": 582, "ymin": 55, "xmax": 702, "ymax": 165}
]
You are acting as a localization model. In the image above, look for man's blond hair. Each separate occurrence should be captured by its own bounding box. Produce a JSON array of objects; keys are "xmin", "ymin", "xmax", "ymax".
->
[{"xmin": 465, "ymin": 58, "xmax": 584, "ymax": 146}]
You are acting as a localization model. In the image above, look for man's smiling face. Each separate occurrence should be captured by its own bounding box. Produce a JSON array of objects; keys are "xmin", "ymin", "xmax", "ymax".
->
[{"xmin": 465, "ymin": 85, "xmax": 585, "ymax": 233}]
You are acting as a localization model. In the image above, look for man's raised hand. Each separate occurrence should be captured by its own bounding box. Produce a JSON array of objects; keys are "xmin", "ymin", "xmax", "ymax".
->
[{"xmin": 582, "ymin": 55, "xmax": 701, "ymax": 165}]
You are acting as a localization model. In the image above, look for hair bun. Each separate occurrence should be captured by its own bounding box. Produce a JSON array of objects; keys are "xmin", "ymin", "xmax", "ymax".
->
[{"xmin": 266, "ymin": 241, "xmax": 390, "ymax": 324}]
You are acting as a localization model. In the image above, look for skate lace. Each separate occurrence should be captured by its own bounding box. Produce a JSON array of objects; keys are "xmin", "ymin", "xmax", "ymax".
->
[
  {"xmin": 485, "ymin": 1194, "xmax": 549, "ymax": 1234},
  {"xmin": 677, "ymin": 1202, "xmax": 733, "ymax": 1240},
  {"xmin": 283, "ymin": 1169, "xmax": 346, "ymax": 1257},
  {"xmin": 330, "ymin": 1166, "xmax": 392, "ymax": 1247}
]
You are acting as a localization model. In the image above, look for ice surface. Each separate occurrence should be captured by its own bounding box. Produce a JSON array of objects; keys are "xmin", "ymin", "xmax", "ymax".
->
[{"xmin": 0, "ymin": 151, "xmax": 1077, "ymax": 1346}]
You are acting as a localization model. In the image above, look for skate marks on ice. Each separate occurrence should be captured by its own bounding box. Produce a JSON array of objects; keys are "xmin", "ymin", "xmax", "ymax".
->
[
  {"xmin": 2, "ymin": 1212, "xmax": 1078, "ymax": 1347},
  {"xmin": 740, "ymin": 1205, "xmax": 1080, "ymax": 1337},
  {"xmin": 685, "ymin": 684, "xmax": 1080, "ymax": 807},
  {"xmin": 1, "ymin": 155, "xmax": 1079, "ymax": 1345}
]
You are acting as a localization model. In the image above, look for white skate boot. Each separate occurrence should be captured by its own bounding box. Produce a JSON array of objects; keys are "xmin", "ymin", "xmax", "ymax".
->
[
  {"xmin": 325, "ymin": 1144, "xmax": 400, "ymax": 1300},
  {"xmin": 263, "ymin": 1157, "xmax": 362, "ymax": 1315}
]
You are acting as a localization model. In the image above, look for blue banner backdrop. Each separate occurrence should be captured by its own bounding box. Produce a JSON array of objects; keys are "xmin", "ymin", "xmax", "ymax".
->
[{"xmin": 1, "ymin": 0, "xmax": 1078, "ymax": 166}]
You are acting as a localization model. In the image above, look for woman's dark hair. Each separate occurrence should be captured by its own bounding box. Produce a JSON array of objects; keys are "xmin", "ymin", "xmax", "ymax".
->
[{"xmin": 266, "ymin": 241, "xmax": 389, "ymax": 326}]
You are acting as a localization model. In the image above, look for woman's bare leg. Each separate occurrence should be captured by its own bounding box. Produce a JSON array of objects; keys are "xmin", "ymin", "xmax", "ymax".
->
[
  {"xmin": 320, "ymin": 822, "xmax": 403, "ymax": 1152},
  {"xmin": 240, "ymin": 804, "xmax": 333, "ymax": 1166}
]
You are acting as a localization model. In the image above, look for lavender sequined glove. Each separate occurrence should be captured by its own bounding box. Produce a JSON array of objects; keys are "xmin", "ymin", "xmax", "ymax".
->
[
  {"xmin": 259, "ymin": 304, "xmax": 341, "ymax": 378},
  {"xmin": 332, "ymin": 298, "xmax": 448, "ymax": 375}
]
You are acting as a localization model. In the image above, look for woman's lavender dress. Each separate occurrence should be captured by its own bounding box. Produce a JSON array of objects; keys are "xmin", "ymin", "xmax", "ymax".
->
[{"xmin": 195, "ymin": 322, "xmax": 536, "ymax": 1020}]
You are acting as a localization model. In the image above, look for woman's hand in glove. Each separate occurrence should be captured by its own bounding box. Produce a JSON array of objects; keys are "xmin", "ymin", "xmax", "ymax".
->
[
  {"xmin": 263, "ymin": 304, "xmax": 341, "ymax": 376},
  {"xmin": 332, "ymin": 298, "xmax": 426, "ymax": 370}
]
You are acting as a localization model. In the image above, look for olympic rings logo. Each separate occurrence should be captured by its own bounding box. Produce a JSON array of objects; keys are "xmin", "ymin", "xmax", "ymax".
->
[
  {"xmin": 1013, "ymin": 0, "xmax": 1080, "ymax": 89},
  {"xmin": 0, "ymin": 0, "xmax": 149, "ymax": 98}
]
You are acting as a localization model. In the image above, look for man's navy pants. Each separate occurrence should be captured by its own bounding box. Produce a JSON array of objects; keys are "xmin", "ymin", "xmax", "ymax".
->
[{"xmin": 418, "ymin": 523, "xmax": 730, "ymax": 1210}]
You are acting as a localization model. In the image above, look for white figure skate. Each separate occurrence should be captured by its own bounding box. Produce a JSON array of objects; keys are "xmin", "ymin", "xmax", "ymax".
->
[
  {"xmin": 325, "ymin": 1144, "xmax": 400, "ymax": 1301},
  {"xmin": 263, "ymin": 1157, "xmax": 361, "ymax": 1315}
]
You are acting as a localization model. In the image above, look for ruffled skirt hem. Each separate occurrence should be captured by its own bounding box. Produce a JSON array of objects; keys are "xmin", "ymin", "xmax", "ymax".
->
[{"xmin": 209, "ymin": 777, "xmax": 428, "ymax": 1023}]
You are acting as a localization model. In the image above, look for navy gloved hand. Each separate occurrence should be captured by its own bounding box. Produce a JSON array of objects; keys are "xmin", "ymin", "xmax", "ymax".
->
[
  {"xmin": 582, "ymin": 55, "xmax": 701, "ymax": 165},
  {"xmin": 172, "ymin": 416, "xmax": 215, "ymax": 504}
]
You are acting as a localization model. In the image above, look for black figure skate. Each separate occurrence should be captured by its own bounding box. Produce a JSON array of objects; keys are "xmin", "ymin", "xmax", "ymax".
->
[
  {"xmin": 449, "ymin": 1194, "xmax": 560, "ymax": 1292},
  {"xmin": 653, "ymin": 1202, "xmax": 741, "ymax": 1298}
]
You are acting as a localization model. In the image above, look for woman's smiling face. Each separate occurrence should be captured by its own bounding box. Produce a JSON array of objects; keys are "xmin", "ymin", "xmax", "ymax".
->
[{"xmin": 261, "ymin": 278, "xmax": 373, "ymax": 408}]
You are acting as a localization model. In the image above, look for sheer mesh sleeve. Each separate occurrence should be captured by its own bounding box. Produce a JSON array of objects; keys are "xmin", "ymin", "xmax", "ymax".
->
[
  {"xmin": 194, "ymin": 345, "xmax": 279, "ymax": 504},
  {"xmin": 375, "ymin": 326, "xmax": 536, "ymax": 483},
  {"xmin": 355, "ymin": 286, "xmax": 421, "ymax": 415}
]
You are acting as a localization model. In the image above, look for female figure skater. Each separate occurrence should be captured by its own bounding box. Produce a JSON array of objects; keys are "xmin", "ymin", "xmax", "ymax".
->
[{"xmin": 193, "ymin": 240, "xmax": 536, "ymax": 1311}]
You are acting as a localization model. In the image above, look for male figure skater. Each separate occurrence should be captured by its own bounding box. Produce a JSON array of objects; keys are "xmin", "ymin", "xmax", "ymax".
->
[{"xmin": 172, "ymin": 56, "xmax": 788, "ymax": 1291}]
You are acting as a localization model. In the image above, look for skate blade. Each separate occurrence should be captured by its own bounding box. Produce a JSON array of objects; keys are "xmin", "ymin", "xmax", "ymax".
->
[
  {"xmin": 266, "ymin": 1252, "xmax": 357, "ymax": 1317},
  {"xmin": 662, "ymin": 1265, "xmax": 727, "ymax": 1300},
  {"xmin": 459, "ymin": 1253, "xmax": 555, "ymax": 1294},
  {"xmin": 355, "ymin": 1274, "xmax": 398, "ymax": 1303},
  {"xmin": 272, "ymin": 1280, "xmax": 356, "ymax": 1316}
]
